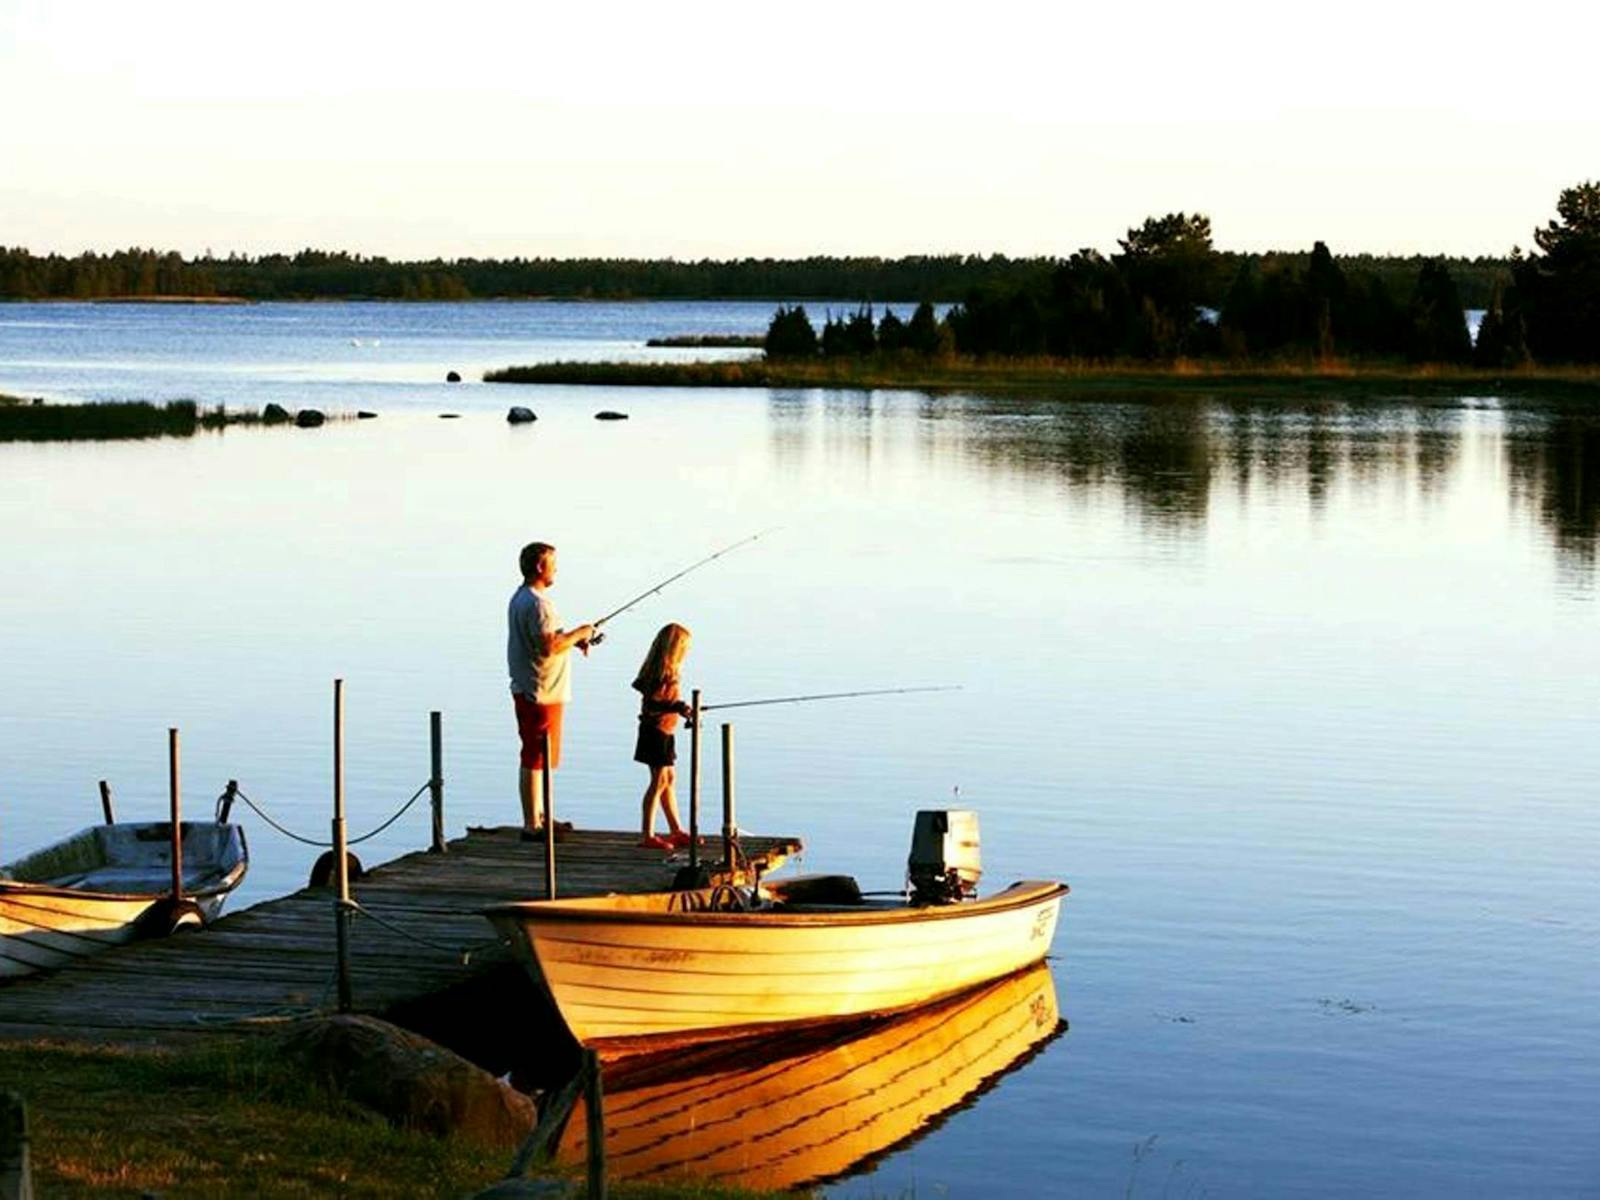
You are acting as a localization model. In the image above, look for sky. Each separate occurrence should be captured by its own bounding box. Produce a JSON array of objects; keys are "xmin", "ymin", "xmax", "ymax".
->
[{"xmin": 1, "ymin": 0, "xmax": 1595, "ymax": 261}]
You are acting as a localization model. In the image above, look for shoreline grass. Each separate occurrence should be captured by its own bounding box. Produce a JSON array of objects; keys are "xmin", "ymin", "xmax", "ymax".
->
[
  {"xmin": 0, "ymin": 397, "xmax": 286, "ymax": 442},
  {"xmin": 484, "ymin": 356, "xmax": 1600, "ymax": 399},
  {"xmin": 0, "ymin": 1037, "xmax": 800, "ymax": 1200},
  {"xmin": 644, "ymin": 334, "xmax": 765, "ymax": 348}
]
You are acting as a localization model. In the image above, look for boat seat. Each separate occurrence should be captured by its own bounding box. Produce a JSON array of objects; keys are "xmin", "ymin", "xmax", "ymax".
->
[
  {"xmin": 43, "ymin": 866, "xmax": 229, "ymax": 892},
  {"xmin": 760, "ymin": 874, "xmax": 865, "ymax": 907}
]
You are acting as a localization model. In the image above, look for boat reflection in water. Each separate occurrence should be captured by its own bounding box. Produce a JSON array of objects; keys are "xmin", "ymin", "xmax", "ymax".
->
[{"xmin": 556, "ymin": 963, "xmax": 1064, "ymax": 1191}]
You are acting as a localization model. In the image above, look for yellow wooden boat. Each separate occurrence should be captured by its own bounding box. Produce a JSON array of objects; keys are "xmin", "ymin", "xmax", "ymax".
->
[
  {"xmin": 555, "ymin": 962, "xmax": 1063, "ymax": 1190},
  {"xmin": 484, "ymin": 873, "xmax": 1066, "ymax": 1053}
]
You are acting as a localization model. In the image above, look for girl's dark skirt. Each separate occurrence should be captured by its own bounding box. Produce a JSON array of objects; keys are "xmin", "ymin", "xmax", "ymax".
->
[{"xmin": 634, "ymin": 723, "xmax": 677, "ymax": 768}]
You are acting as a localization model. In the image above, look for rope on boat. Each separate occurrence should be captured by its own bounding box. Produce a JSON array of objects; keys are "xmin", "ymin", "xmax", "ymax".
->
[
  {"xmin": 227, "ymin": 780, "xmax": 432, "ymax": 848},
  {"xmin": 337, "ymin": 897, "xmax": 494, "ymax": 966}
]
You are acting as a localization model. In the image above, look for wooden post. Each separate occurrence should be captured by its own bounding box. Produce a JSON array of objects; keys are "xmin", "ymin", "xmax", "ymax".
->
[
  {"xmin": 332, "ymin": 679, "xmax": 353, "ymax": 1013},
  {"xmin": 688, "ymin": 688, "xmax": 702, "ymax": 871},
  {"xmin": 97, "ymin": 780, "xmax": 114, "ymax": 825},
  {"xmin": 428, "ymin": 710, "xmax": 445, "ymax": 854},
  {"xmin": 167, "ymin": 729, "xmax": 183, "ymax": 903},
  {"xmin": 542, "ymin": 732, "xmax": 556, "ymax": 900},
  {"xmin": 583, "ymin": 1048, "xmax": 607, "ymax": 1200},
  {"xmin": 720, "ymin": 722, "xmax": 736, "ymax": 876},
  {"xmin": 0, "ymin": 1091, "xmax": 33, "ymax": 1200}
]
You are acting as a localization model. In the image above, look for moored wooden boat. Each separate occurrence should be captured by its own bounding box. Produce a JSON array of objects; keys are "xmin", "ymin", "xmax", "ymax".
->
[
  {"xmin": 0, "ymin": 821, "xmax": 249, "ymax": 979},
  {"xmin": 556, "ymin": 961, "xmax": 1064, "ymax": 1190},
  {"xmin": 484, "ymin": 872, "xmax": 1066, "ymax": 1053}
]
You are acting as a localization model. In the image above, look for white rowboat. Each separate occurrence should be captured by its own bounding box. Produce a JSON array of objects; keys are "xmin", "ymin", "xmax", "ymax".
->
[
  {"xmin": 485, "ymin": 874, "xmax": 1066, "ymax": 1053},
  {"xmin": 0, "ymin": 821, "xmax": 249, "ymax": 979}
]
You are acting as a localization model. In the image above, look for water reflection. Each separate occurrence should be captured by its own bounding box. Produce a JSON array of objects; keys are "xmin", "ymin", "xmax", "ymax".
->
[
  {"xmin": 768, "ymin": 391, "xmax": 1599, "ymax": 580},
  {"xmin": 1507, "ymin": 410, "xmax": 1600, "ymax": 576},
  {"xmin": 557, "ymin": 964, "xmax": 1063, "ymax": 1191}
]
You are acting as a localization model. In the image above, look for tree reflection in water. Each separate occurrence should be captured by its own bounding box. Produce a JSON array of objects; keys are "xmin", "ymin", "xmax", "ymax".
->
[{"xmin": 766, "ymin": 390, "xmax": 1598, "ymax": 585}]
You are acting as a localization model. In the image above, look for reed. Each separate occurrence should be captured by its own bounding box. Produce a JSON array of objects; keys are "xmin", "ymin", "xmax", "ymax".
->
[
  {"xmin": 644, "ymin": 334, "xmax": 765, "ymax": 348},
  {"xmin": 0, "ymin": 399, "xmax": 271, "ymax": 442}
]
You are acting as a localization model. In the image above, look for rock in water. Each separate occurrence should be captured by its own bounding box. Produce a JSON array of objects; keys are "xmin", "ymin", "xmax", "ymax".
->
[
  {"xmin": 295, "ymin": 409, "xmax": 326, "ymax": 428},
  {"xmin": 446, "ymin": 371, "xmax": 462, "ymax": 383},
  {"xmin": 507, "ymin": 407, "xmax": 537, "ymax": 424},
  {"xmin": 262, "ymin": 403, "xmax": 292, "ymax": 424},
  {"xmin": 278, "ymin": 1014, "xmax": 536, "ymax": 1148},
  {"xmin": 357, "ymin": 410, "xmax": 378, "ymax": 420},
  {"xmin": 594, "ymin": 410, "xmax": 629, "ymax": 421}
]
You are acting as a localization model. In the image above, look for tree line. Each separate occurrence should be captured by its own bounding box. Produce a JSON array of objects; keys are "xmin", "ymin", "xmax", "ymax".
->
[
  {"xmin": 762, "ymin": 183, "xmax": 1600, "ymax": 366},
  {"xmin": 0, "ymin": 245, "xmax": 1512, "ymax": 308}
]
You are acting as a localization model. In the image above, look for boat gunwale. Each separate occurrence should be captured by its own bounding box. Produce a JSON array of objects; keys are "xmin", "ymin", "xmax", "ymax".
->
[
  {"xmin": 0, "ymin": 821, "xmax": 249, "ymax": 902},
  {"xmin": 485, "ymin": 879, "xmax": 1067, "ymax": 929}
]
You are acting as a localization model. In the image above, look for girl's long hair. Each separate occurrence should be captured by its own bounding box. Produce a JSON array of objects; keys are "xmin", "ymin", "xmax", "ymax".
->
[{"xmin": 632, "ymin": 623, "xmax": 692, "ymax": 693}]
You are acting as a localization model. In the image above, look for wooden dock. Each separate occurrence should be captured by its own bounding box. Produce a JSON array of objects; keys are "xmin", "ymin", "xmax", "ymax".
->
[{"xmin": 0, "ymin": 826, "xmax": 800, "ymax": 1044}]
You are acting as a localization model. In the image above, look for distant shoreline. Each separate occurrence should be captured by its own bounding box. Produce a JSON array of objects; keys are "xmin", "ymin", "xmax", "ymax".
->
[
  {"xmin": 483, "ymin": 357, "xmax": 1600, "ymax": 398},
  {"xmin": 91, "ymin": 294, "xmax": 254, "ymax": 305}
]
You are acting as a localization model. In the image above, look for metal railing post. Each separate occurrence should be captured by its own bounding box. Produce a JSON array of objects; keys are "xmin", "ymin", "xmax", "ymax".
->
[
  {"xmin": 720, "ymin": 723, "xmax": 735, "ymax": 876},
  {"xmin": 332, "ymin": 679, "xmax": 353, "ymax": 1013},
  {"xmin": 688, "ymin": 688, "xmax": 702, "ymax": 871},
  {"xmin": 542, "ymin": 732, "xmax": 556, "ymax": 900},
  {"xmin": 428, "ymin": 710, "xmax": 445, "ymax": 853},
  {"xmin": 167, "ymin": 729, "xmax": 183, "ymax": 903}
]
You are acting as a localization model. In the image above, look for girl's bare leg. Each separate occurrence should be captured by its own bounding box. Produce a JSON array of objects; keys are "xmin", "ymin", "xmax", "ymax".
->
[
  {"xmin": 640, "ymin": 766, "xmax": 667, "ymax": 837},
  {"xmin": 659, "ymin": 766, "xmax": 683, "ymax": 835}
]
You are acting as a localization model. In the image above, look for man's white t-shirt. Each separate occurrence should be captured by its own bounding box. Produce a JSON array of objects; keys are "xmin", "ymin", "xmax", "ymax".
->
[{"xmin": 507, "ymin": 584, "xmax": 573, "ymax": 704}]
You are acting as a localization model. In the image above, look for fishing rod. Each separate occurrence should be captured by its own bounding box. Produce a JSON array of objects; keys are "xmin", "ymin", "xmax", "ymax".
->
[
  {"xmin": 701, "ymin": 684, "xmax": 961, "ymax": 713},
  {"xmin": 585, "ymin": 529, "xmax": 776, "ymax": 647}
]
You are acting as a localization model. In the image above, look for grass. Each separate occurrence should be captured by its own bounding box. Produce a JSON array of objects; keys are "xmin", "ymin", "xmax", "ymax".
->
[
  {"xmin": 0, "ymin": 1038, "xmax": 803, "ymax": 1200},
  {"xmin": 0, "ymin": 398, "xmax": 274, "ymax": 442},
  {"xmin": 483, "ymin": 355, "xmax": 1600, "ymax": 399}
]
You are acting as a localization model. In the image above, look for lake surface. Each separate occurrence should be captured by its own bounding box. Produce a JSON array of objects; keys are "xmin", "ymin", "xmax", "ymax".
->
[{"xmin": 1, "ymin": 302, "xmax": 1597, "ymax": 1197}]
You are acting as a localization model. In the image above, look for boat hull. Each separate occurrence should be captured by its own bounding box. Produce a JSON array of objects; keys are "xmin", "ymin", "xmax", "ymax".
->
[
  {"xmin": 0, "ymin": 821, "xmax": 248, "ymax": 980},
  {"xmin": 486, "ymin": 879, "xmax": 1065, "ymax": 1051}
]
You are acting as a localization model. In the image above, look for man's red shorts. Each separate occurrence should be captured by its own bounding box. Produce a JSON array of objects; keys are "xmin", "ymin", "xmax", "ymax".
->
[{"xmin": 513, "ymin": 695, "xmax": 564, "ymax": 770}]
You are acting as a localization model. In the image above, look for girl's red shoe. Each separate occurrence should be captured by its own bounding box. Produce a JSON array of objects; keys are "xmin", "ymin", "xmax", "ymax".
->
[
  {"xmin": 639, "ymin": 834, "xmax": 672, "ymax": 850},
  {"xmin": 666, "ymin": 831, "xmax": 702, "ymax": 849}
]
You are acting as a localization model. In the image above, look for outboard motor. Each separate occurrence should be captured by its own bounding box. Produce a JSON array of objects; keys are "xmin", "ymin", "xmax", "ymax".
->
[{"xmin": 907, "ymin": 810, "xmax": 981, "ymax": 905}]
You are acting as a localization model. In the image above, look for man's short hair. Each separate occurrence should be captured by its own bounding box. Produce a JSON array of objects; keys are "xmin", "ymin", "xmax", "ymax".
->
[{"xmin": 519, "ymin": 541, "xmax": 555, "ymax": 579}]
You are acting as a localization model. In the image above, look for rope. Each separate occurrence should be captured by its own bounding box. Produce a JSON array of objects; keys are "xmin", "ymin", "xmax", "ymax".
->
[
  {"xmin": 230, "ymin": 780, "xmax": 433, "ymax": 848},
  {"xmin": 338, "ymin": 897, "xmax": 496, "ymax": 966},
  {"xmin": 191, "ymin": 967, "xmax": 339, "ymax": 1025}
]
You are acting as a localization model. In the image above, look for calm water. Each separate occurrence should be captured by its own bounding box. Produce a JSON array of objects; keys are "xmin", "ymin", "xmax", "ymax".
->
[{"xmin": 1, "ymin": 303, "xmax": 1597, "ymax": 1197}]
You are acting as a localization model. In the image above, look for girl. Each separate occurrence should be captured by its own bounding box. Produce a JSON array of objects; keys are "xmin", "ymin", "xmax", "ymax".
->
[{"xmin": 632, "ymin": 623, "xmax": 695, "ymax": 849}]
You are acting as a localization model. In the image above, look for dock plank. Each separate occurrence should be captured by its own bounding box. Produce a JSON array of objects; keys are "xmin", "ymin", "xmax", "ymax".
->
[{"xmin": 0, "ymin": 826, "xmax": 799, "ymax": 1044}]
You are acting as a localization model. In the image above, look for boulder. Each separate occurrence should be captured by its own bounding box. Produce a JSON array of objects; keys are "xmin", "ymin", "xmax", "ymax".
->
[
  {"xmin": 262, "ymin": 403, "xmax": 292, "ymax": 425},
  {"xmin": 439, "ymin": 413, "xmax": 461, "ymax": 420},
  {"xmin": 295, "ymin": 409, "xmax": 326, "ymax": 428},
  {"xmin": 278, "ymin": 1014, "xmax": 535, "ymax": 1148},
  {"xmin": 507, "ymin": 407, "xmax": 537, "ymax": 425},
  {"xmin": 594, "ymin": 411, "xmax": 629, "ymax": 421},
  {"xmin": 357, "ymin": 410, "xmax": 378, "ymax": 420},
  {"xmin": 446, "ymin": 371, "xmax": 462, "ymax": 383}
]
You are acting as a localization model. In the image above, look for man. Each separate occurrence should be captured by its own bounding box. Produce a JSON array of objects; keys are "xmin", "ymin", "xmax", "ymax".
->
[{"xmin": 508, "ymin": 541, "xmax": 597, "ymax": 840}]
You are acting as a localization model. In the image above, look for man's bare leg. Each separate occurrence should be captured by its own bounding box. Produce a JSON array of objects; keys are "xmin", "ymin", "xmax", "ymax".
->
[{"xmin": 519, "ymin": 766, "xmax": 546, "ymax": 832}]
